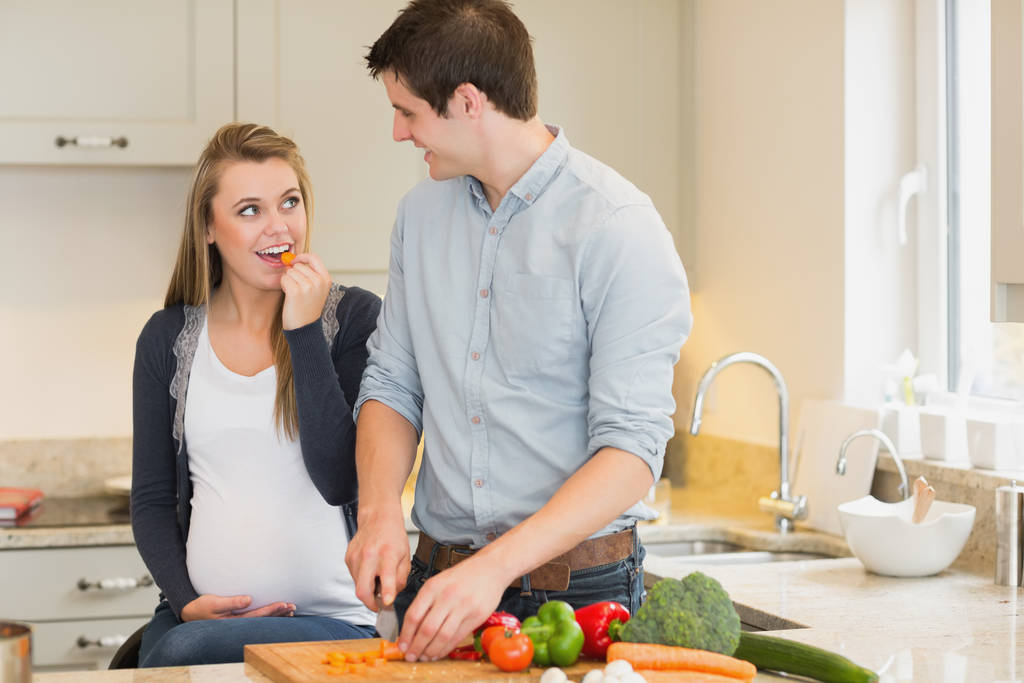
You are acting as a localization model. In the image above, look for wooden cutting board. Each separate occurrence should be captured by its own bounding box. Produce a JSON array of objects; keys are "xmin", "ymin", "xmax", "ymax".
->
[{"xmin": 245, "ymin": 638, "xmax": 685, "ymax": 682}]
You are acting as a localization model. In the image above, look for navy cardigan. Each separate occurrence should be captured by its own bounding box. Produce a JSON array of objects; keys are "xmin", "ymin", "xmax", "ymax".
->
[{"xmin": 130, "ymin": 285, "xmax": 380, "ymax": 617}]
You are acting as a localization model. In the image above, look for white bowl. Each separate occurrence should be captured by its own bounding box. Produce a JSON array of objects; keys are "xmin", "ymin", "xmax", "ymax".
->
[{"xmin": 837, "ymin": 495, "xmax": 975, "ymax": 577}]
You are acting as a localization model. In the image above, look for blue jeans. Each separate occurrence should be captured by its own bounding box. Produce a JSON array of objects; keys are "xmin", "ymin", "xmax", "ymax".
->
[
  {"xmin": 138, "ymin": 600, "xmax": 377, "ymax": 668},
  {"xmin": 394, "ymin": 528, "xmax": 647, "ymax": 626}
]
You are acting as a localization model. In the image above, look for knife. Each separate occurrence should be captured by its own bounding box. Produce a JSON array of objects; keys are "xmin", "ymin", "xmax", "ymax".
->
[{"xmin": 374, "ymin": 577, "xmax": 399, "ymax": 642}]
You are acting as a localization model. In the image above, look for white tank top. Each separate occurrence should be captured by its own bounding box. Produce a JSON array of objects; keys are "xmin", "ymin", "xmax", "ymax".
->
[{"xmin": 183, "ymin": 319, "xmax": 373, "ymax": 624}]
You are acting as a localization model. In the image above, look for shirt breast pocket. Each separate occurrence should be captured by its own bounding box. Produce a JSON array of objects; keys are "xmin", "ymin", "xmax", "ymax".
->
[{"xmin": 492, "ymin": 273, "xmax": 578, "ymax": 381}]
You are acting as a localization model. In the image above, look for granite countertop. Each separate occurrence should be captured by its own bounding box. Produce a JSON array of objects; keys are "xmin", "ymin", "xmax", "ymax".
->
[
  {"xmin": 31, "ymin": 560, "xmax": 1017, "ymax": 682},
  {"xmin": 1, "ymin": 495, "xmax": 135, "ymax": 549},
  {"xmin": 31, "ymin": 488, "xmax": 1020, "ymax": 682}
]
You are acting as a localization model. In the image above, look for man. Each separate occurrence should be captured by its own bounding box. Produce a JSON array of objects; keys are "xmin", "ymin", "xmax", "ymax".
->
[{"xmin": 346, "ymin": 0, "xmax": 692, "ymax": 663}]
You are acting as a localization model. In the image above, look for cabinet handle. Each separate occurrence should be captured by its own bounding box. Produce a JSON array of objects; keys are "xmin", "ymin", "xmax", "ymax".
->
[
  {"xmin": 54, "ymin": 135, "xmax": 129, "ymax": 149},
  {"xmin": 76, "ymin": 634, "xmax": 127, "ymax": 650},
  {"xmin": 76, "ymin": 574, "xmax": 153, "ymax": 591}
]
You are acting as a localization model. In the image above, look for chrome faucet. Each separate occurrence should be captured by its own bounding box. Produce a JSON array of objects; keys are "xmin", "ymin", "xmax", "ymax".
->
[
  {"xmin": 690, "ymin": 352, "xmax": 807, "ymax": 533},
  {"xmin": 836, "ymin": 428, "xmax": 910, "ymax": 500}
]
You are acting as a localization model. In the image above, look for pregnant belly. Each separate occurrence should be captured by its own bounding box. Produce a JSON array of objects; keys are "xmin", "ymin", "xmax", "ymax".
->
[{"xmin": 186, "ymin": 498, "xmax": 350, "ymax": 613}]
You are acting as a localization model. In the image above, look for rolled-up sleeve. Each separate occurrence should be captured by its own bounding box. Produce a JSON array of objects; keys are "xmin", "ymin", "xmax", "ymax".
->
[
  {"xmin": 581, "ymin": 204, "xmax": 692, "ymax": 479},
  {"xmin": 355, "ymin": 211, "xmax": 425, "ymax": 434}
]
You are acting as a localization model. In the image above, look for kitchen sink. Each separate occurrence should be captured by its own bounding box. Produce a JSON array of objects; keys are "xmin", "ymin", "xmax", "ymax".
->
[{"xmin": 643, "ymin": 540, "xmax": 832, "ymax": 565}]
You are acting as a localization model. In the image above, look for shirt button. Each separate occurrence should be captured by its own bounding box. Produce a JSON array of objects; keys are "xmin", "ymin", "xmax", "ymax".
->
[
  {"xmin": 471, "ymin": 352, "xmax": 480, "ymax": 360},
  {"xmin": 480, "ymin": 289, "xmax": 489, "ymax": 298},
  {"xmin": 485, "ymin": 532, "xmax": 496, "ymax": 541},
  {"xmin": 471, "ymin": 416, "xmax": 481, "ymax": 425},
  {"xmin": 489, "ymin": 227, "xmax": 498, "ymax": 236},
  {"xmin": 475, "ymin": 479, "xmax": 484, "ymax": 488},
  {"xmin": 525, "ymin": 193, "xmax": 533, "ymax": 201}
]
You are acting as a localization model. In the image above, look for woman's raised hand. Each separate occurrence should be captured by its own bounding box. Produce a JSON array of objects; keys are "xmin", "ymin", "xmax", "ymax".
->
[
  {"xmin": 180, "ymin": 594, "xmax": 296, "ymax": 621},
  {"xmin": 280, "ymin": 251, "xmax": 332, "ymax": 330}
]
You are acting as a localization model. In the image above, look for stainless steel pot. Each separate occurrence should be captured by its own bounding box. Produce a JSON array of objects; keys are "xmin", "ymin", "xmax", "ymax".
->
[{"xmin": 0, "ymin": 622, "xmax": 31, "ymax": 683}]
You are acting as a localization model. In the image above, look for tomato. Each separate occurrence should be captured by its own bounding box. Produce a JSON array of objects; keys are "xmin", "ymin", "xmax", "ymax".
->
[
  {"xmin": 488, "ymin": 630, "xmax": 534, "ymax": 673},
  {"xmin": 480, "ymin": 625, "xmax": 513, "ymax": 655}
]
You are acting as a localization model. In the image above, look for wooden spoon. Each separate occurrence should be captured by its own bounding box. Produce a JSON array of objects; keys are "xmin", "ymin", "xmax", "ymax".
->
[{"xmin": 912, "ymin": 476, "xmax": 936, "ymax": 523}]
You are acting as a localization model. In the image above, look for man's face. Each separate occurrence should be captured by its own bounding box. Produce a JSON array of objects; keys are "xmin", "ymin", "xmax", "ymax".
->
[{"xmin": 383, "ymin": 70, "xmax": 471, "ymax": 181}]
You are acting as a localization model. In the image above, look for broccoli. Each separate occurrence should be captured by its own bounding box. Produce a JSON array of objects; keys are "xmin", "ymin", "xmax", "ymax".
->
[{"xmin": 612, "ymin": 572, "xmax": 741, "ymax": 655}]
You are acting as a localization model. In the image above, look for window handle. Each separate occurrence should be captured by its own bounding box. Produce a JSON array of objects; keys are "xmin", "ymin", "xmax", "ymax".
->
[{"xmin": 898, "ymin": 163, "xmax": 928, "ymax": 246}]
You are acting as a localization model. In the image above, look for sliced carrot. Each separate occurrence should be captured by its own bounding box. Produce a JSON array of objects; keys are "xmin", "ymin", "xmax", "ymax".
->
[
  {"xmin": 379, "ymin": 640, "xmax": 405, "ymax": 660},
  {"xmin": 281, "ymin": 251, "xmax": 296, "ymax": 265},
  {"xmin": 368, "ymin": 657, "xmax": 387, "ymax": 667},
  {"xmin": 349, "ymin": 662, "xmax": 367, "ymax": 674},
  {"xmin": 607, "ymin": 642, "xmax": 756, "ymax": 681}
]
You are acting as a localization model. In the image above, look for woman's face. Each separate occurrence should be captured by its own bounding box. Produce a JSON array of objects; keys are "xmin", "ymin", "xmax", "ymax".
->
[{"xmin": 207, "ymin": 157, "xmax": 307, "ymax": 293}]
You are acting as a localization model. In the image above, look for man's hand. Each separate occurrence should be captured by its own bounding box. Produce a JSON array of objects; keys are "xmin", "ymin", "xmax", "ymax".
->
[
  {"xmin": 397, "ymin": 554, "xmax": 512, "ymax": 662},
  {"xmin": 180, "ymin": 594, "xmax": 295, "ymax": 621},
  {"xmin": 345, "ymin": 506, "xmax": 411, "ymax": 611}
]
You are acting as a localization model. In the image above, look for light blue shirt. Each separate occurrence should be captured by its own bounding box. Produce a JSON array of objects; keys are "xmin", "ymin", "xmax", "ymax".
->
[{"xmin": 356, "ymin": 127, "xmax": 692, "ymax": 547}]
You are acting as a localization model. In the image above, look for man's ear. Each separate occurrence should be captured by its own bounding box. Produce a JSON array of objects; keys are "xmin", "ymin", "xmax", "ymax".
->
[{"xmin": 452, "ymin": 82, "xmax": 488, "ymax": 119}]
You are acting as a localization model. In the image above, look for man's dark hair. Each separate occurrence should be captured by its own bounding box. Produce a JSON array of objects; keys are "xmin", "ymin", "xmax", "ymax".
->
[{"xmin": 366, "ymin": 0, "xmax": 538, "ymax": 121}]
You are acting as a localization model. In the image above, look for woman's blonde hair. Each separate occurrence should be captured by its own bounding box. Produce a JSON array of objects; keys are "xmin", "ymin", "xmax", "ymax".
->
[{"xmin": 165, "ymin": 122, "xmax": 314, "ymax": 439}]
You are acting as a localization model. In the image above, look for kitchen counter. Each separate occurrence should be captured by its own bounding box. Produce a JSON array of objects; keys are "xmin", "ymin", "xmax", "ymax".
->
[
  {"xmin": 30, "ymin": 557, "xmax": 1017, "ymax": 682},
  {"xmin": 30, "ymin": 492, "xmax": 1022, "ymax": 682},
  {"xmin": 1, "ymin": 495, "xmax": 134, "ymax": 549}
]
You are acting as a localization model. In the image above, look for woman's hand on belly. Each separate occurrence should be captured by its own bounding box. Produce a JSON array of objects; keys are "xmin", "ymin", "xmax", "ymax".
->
[{"xmin": 181, "ymin": 593, "xmax": 296, "ymax": 621}]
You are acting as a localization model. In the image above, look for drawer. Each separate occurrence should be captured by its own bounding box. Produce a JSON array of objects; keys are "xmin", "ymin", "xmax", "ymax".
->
[
  {"xmin": 29, "ymin": 616, "xmax": 149, "ymax": 669},
  {"xmin": 0, "ymin": 546, "xmax": 160, "ymax": 621}
]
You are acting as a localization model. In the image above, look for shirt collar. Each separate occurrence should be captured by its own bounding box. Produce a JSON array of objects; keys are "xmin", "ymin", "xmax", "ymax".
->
[{"xmin": 465, "ymin": 124, "xmax": 569, "ymax": 209}]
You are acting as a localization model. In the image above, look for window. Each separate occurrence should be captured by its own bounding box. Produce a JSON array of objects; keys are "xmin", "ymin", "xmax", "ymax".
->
[{"xmin": 950, "ymin": 0, "xmax": 1024, "ymax": 400}]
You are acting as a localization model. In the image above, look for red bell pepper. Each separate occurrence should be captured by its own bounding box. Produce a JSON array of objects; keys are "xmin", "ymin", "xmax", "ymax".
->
[
  {"xmin": 447, "ymin": 644, "xmax": 483, "ymax": 661},
  {"xmin": 574, "ymin": 601, "xmax": 630, "ymax": 658},
  {"xmin": 473, "ymin": 611, "xmax": 521, "ymax": 654}
]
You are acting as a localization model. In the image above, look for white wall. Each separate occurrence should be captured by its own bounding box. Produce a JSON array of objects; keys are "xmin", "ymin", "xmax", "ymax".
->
[
  {"xmin": 674, "ymin": 0, "xmax": 922, "ymax": 446},
  {"xmin": 1, "ymin": 1, "xmax": 923, "ymax": 445},
  {"xmin": 0, "ymin": 166, "xmax": 188, "ymax": 438},
  {"xmin": 674, "ymin": 0, "xmax": 847, "ymax": 446},
  {"xmin": 1, "ymin": 1, "xmax": 687, "ymax": 440}
]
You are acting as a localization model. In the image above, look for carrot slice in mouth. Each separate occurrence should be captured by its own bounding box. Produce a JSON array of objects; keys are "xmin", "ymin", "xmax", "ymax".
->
[{"xmin": 281, "ymin": 252, "xmax": 296, "ymax": 265}]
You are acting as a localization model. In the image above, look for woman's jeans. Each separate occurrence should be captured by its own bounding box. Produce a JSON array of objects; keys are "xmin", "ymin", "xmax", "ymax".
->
[
  {"xmin": 393, "ymin": 528, "xmax": 648, "ymax": 626},
  {"xmin": 138, "ymin": 600, "xmax": 377, "ymax": 668}
]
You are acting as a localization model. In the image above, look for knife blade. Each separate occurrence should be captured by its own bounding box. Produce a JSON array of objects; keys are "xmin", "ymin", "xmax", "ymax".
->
[{"xmin": 374, "ymin": 577, "xmax": 399, "ymax": 642}]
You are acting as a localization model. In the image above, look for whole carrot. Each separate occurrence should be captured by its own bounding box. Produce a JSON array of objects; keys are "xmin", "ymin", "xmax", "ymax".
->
[{"xmin": 607, "ymin": 642, "xmax": 756, "ymax": 681}]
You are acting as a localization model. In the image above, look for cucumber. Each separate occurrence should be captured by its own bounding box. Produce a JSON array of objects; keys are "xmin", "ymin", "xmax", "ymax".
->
[{"xmin": 733, "ymin": 631, "xmax": 878, "ymax": 683}]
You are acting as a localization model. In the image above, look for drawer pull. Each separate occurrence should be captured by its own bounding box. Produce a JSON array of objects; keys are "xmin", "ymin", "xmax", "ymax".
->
[
  {"xmin": 76, "ymin": 574, "xmax": 154, "ymax": 591},
  {"xmin": 76, "ymin": 634, "xmax": 127, "ymax": 650},
  {"xmin": 54, "ymin": 135, "xmax": 129, "ymax": 149}
]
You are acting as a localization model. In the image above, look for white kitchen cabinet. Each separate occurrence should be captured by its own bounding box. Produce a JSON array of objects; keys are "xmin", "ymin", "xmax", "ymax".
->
[
  {"xmin": 992, "ymin": 0, "xmax": 1024, "ymax": 321},
  {"xmin": 236, "ymin": 0, "xmax": 422, "ymax": 281},
  {"xmin": 0, "ymin": 0, "xmax": 234, "ymax": 166},
  {"xmin": 0, "ymin": 545, "xmax": 159, "ymax": 671}
]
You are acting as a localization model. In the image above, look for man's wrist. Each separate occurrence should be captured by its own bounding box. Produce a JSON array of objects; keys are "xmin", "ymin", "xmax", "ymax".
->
[
  {"xmin": 470, "ymin": 542, "xmax": 523, "ymax": 588},
  {"xmin": 356, "ymin": 498, "xmax": 405, "ymax": 527}
]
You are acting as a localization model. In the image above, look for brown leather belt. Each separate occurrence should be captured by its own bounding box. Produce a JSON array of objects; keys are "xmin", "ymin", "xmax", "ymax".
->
[{"xmin": 414, "ymin": 527, "xmax": 635, "ymax": 592}]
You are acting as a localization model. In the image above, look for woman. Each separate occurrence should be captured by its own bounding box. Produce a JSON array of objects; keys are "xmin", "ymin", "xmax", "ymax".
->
[{"xmin": 131, "ymin": 123, "xmax": 380, "ymax": 667}]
